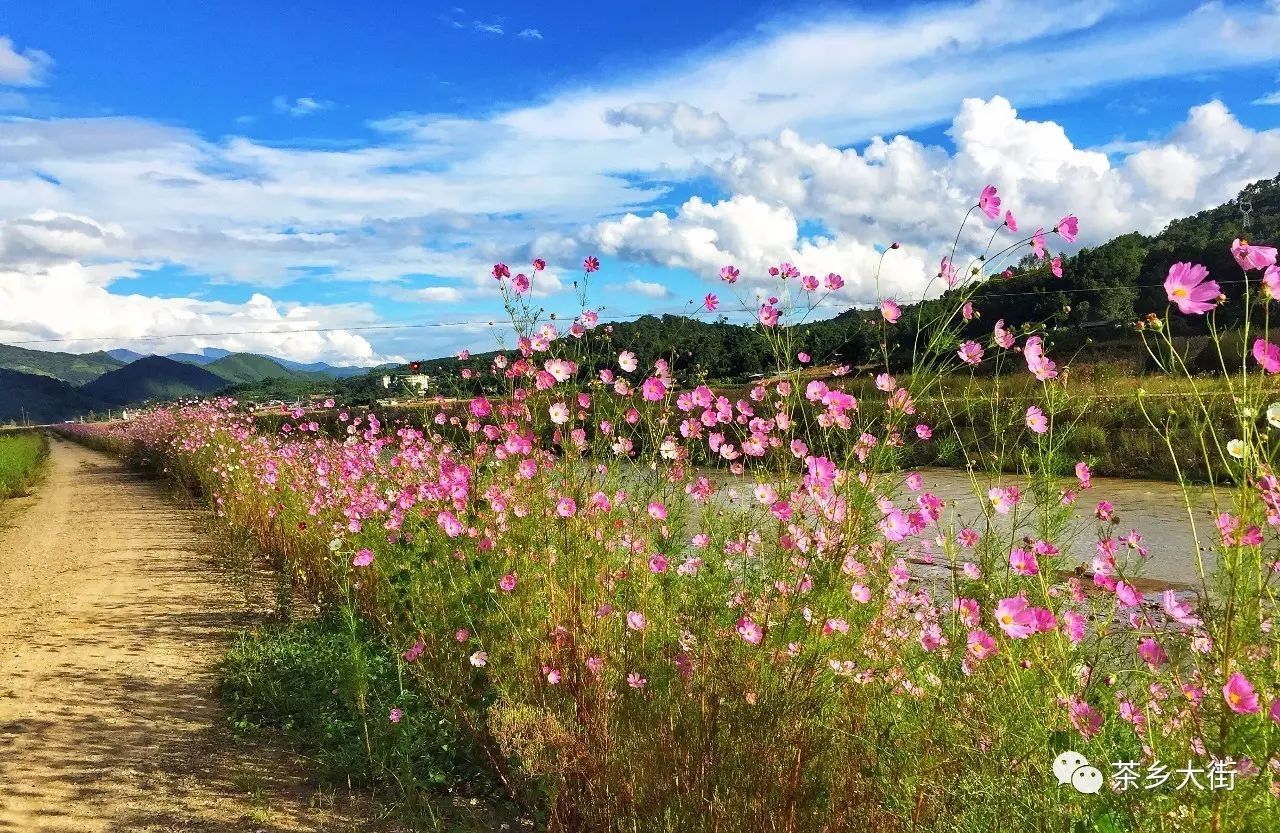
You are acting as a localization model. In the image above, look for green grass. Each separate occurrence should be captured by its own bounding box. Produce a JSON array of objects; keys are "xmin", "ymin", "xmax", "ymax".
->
[
  {"xmin": 219, "ymin": 611, "xmax": 515, "ymax": 831},
  {"xmin": 0, "ymin": 431, "xmax": 48, "ymax": 499}
]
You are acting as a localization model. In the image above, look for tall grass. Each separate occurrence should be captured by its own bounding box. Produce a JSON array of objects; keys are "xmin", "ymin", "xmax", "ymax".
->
[{"xmin": 0, "ymin": 431, "xmax": 48, "ymax": 499}]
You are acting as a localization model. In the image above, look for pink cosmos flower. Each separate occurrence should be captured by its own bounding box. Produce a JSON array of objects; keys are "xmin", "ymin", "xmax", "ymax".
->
[
  {"xmin": 351, "ymin": 548, "xmax": 374, "ymax": 567},
  {"xmin": 736, "ymin": 617, "xmax": 764, "ymax": 645},
  {"xmin": 720, "ymin": 264, "xmax": 740, "ymax": 283},
  {"xmin": 797, "ymin": 351, "xmax": 810, "ymax": 364},
  {"xmin": 978, "ymin": 184, "xmax": 1001, "ymax": 219},
  {"xmin": 1004, "ymin": 210, "xmax": 1018, "ymax": 232},
  {"xmin": 1051, "ymin": 256, "xmax": 1063, "ymax": 279},
  {"xmin": 455, "ymin": 629, "xmax": 469, "ymax": 642},
  {"xmin": 469, "ymin": 650, "xmax": 488, "ymax": 667},
  {"xmin": 626, "ymin": 611, "xmax": 647, "ymax": 631},
  {"xmin": 1009, "ymin": 547, "xmax": 1039, "ymax": 576},
  {"xmin": 1061, "ymin": 610, "xmax": 1086, "ymax": 644},
  {"xmin": 1262, "ymin": 265, "xmax": 1280, "ymax": 300},
  {"xmin": 549, "ymin": 402, "xmax": 571, "ymax": 424},
  {"xmin": 403, "ymin": 639, "xmax": 425, "ymax": 662},
  {"xmin": 962, "ymin": 301, "xmax": 975, "ymax": 321},
  {"xmin": 703, "ymin": 293, "xmax": 719, "ymax": 312},
  {"xmin": 1025, "ymin": 405, "xmax": 1049, "ymax": 434},
  {"xmin": 1056, "ymin": 215, "xmax": 1079, "ymax": 243},
  {"xmin": 641, "ymin": 377, "xmax": 667, "ymax": 401},
  {"xmin": 1232, "ymin": 239, "xmax": 1278, "ymax": 271},
  {"xmin": 498, "ymin": 573, "xmax": 517, "ymax": 592},
  {"xmin": 1160, "ymin": 589, "xmax": 1202, "ymax": 627},
  {"xmin": 648, "ymin": 554, "xmax": 668, "ymax": 574},
  {"xmin": 583, "ymin": 256, "xmax": 600, "ymax": 273},
  {"xmin": 1223, "ymin": 672, "xmax": 1260, "ymax": 714},
  {"xmin": 627, "ymin": 672, "xmax": 647, "ymax": 689},
  {"xmin": 388, "ymin": 708, "xmax": 403, "ymax": 723},
  {"xmin": 512, "ymin": 273, "xmax": 531, "ymax": 294},
  {"xmin": 957, "ymin": 341, "xmax": 984, "ymax": 365},
  {"xmin": 988, "ymin": 485, "xmax": 1020, "ymax": 515},
  {"xmin": 1253, "ymin": 339, "xmax": 1280, "ymax": 374},
  {"xmin": 824, "ymin": 272, "xmax": 845, "ymax": 290},
  {"xmin": 915, "ymin": 424, "xmax": 933, "ymax": 440},
  {"xmin": 1068, "ymin": 697, "xmax": 1103, "ymax": 739},
  {"xmin": 993, "ymin": 319, "xmax": 1015, "ymax": 349},
  {"xmin": 758, "ymin": 303, "xmax": 779, "ymax": 328},
  {"xmin": 994, "ymin": 595, "xmax": 1036, "ymax": 639},
  {"xmin": 1075, "ymin": 461, "xmax": 1092, "ymax": 489},
  {"xmin": 967, "ymin": 630, "xmax": 997, "ymax": 660},
  {"xmin": 880, "ymin": 299, "xmax": 902, "ymax": 323},
  {"xmin": 1114, "ymin": 581, "xmax": 1140, "ymax": 608},
  {"xmin": 940, "ymin": 257, "xmax": 958, "ymax": 287},
  {"xmin": 850, "ymin": 583, "xmax": 871, "ymax": 603},
  {"xmin": 1138, "ymin": 638, "xmax": 1168, "ymax": 669},
  {"xmin": 492, "ymin": 263, "xmax": 510, "ymax": 279},
  {"xmin": 532, "ymin": 257, "xmax": 546, "ymax": 271},
  {"xmin": 1024, "ymin": 336, "xmax": 1058, "ymax": 381},
  {"xmin": 1032, "ymin": 228, "xmax": 1046, "ymax": 260},
  {"xmin": 556, "ymin": 497, "xmax": 576, "ymax": 517},
  {"xmin": 1164, "ymin": 262, "xmax": 1220, "ymax": 315}
]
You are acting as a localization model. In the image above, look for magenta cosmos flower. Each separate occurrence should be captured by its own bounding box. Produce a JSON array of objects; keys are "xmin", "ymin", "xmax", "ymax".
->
[
  {"xmin": 1025, "ymin": 405, "xmax": 1048, "ymax": 434},
  {"xmin": 978, "ymin": 184, "xmax": 1001, "ymax": 219},
  {"xmin": 1223, "ymin": 672, "xmax": 1260, "ymax": 715},
  {"xmin": 1164, "ymin": 262, "xmax": 1220, "ymax": 315},
  {"xmin": 1055, "ymin": 215, "xmax": 1079, "ymax": 243},
  {"xmin": 957, "ymin": 341, "xmax": 983, "ymax": 365},
  {"xmin": 1232, "ymin": 239, "xmax": 1277, "ymax": 271},
  {"xmin": 880, "ymin": 299, "xmax": 902, "ymax": 323},
  {"xmin": 994, "ymin": 595, "xmax": 1036, "ymax": 639},
  {"xmin": 703, "ymin": 293, "xmax": 719, "ymax": 312},
  {"xmin": 720, "ymin": 264, "xmax": 739, "ymax": 283},
  {"xmin": 736, "ymin": 617, "xmax": 764, "ymax": 645},
  {"xmin": 351, "ymin": 549, "xmax": 374, "ymax": 567},
  {"xmin": 1253, "ymin": 339, "xmax": 1280, "ymax": 374}
]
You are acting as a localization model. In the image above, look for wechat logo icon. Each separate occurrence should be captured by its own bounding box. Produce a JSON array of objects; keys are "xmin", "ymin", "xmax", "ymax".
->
[{"xmin": 1053, "ymin": 750, "xmax": 1104, "ymax": 794}]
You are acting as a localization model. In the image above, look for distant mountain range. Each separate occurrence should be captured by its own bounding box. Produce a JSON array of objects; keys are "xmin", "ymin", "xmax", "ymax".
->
[
  {"xmin": 105, "ymin": 347, "xmax": 371, "ymax": 377},
  {"xmin": 0, "ymin": 344, "xmax": 383, "ymax": 423}
]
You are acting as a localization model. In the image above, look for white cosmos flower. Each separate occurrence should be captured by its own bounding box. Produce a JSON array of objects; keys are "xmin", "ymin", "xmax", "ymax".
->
[
  {"xmin": 1267, "ymin": 402, "xmax": 1280, "ymax": 428},
  {"xmin": 1227, "ymin": 439, "xmax": 1247, "ymax": 459}
]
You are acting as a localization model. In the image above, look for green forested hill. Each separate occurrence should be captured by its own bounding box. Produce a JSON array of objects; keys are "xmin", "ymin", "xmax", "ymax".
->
[
  {"xmin": 0, "ymin": 344, "xmax": 124, "ymax": 386},
  {"xmin": 0, "ymin": 368, "xmax": 109, "ymax": 423},
  {"xmin": 81, "ymin": 356, "xmax": 228, "ymax": 405},
  {"xmin": 204, "ymin": 353, "xmax": 313, "ymax": 385}
]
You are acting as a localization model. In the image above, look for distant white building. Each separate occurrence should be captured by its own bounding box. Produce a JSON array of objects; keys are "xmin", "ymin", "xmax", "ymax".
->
[{"xmin": 382, "ymin": 373, "xmax": 430, "ymax": 395}]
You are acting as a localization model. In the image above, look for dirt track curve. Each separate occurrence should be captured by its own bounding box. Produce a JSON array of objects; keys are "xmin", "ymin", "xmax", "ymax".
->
[{"xmin": 0, "ymin": 437, "xmax": 368, "ymax": 832}]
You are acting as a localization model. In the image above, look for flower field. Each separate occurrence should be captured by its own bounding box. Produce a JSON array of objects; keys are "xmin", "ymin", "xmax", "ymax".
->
[{"xmin": 61, "ymin": 192, "xmax": 1280, "ymax": 832}]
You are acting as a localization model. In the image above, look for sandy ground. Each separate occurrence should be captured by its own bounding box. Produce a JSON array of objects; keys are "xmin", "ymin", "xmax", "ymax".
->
[{"xmin": 0, "ymin": 438, "xmax": 372, "ymax": 833}]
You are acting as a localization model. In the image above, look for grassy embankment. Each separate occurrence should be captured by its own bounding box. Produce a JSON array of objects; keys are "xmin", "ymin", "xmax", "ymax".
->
[{"xmin": 0, "ymin": 431, "xmax": 48, "ymax": 500}]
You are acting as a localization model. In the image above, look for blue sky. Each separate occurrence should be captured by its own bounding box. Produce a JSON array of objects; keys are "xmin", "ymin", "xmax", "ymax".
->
[{"xmin": 1, "ymin": 0, "xmax": 1279, "ymax": 364}]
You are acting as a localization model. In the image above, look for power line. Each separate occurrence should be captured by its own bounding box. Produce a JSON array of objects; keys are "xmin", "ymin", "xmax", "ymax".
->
[{"xmin": 0, "ymin": 280, "xmax": 1174, "ymax": 347}]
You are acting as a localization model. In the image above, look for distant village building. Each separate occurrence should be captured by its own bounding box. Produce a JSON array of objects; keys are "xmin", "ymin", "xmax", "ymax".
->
[{"xmin": 382, "ymin": 373, "xmax": 431, "ymax": 395}]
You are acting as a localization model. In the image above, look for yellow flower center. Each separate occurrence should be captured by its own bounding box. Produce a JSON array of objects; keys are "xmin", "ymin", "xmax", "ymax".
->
[{"xmin": 1172, "ymin": 288, "xmax": 1188, "ymax": 298}]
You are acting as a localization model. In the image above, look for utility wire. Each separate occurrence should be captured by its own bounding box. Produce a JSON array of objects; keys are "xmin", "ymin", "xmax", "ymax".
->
[{"xmin": 1, "ymin": 280, "xmax": 1176, "ymax": 348}]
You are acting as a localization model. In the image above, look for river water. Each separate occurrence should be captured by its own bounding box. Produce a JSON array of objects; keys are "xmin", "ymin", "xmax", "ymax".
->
[
  {"xmin": 914, "ymin": 468, "xmax": 1217, "ymax": 590},
  {"xmin": 699, "ymin": 466, "xmax": 1219, "ymax": 590}
]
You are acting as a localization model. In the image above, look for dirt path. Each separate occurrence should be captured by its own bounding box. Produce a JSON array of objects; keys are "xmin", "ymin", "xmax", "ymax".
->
[{"xmin": 0, "ymin": 438, "xmax": 370, "ymax": 833}]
